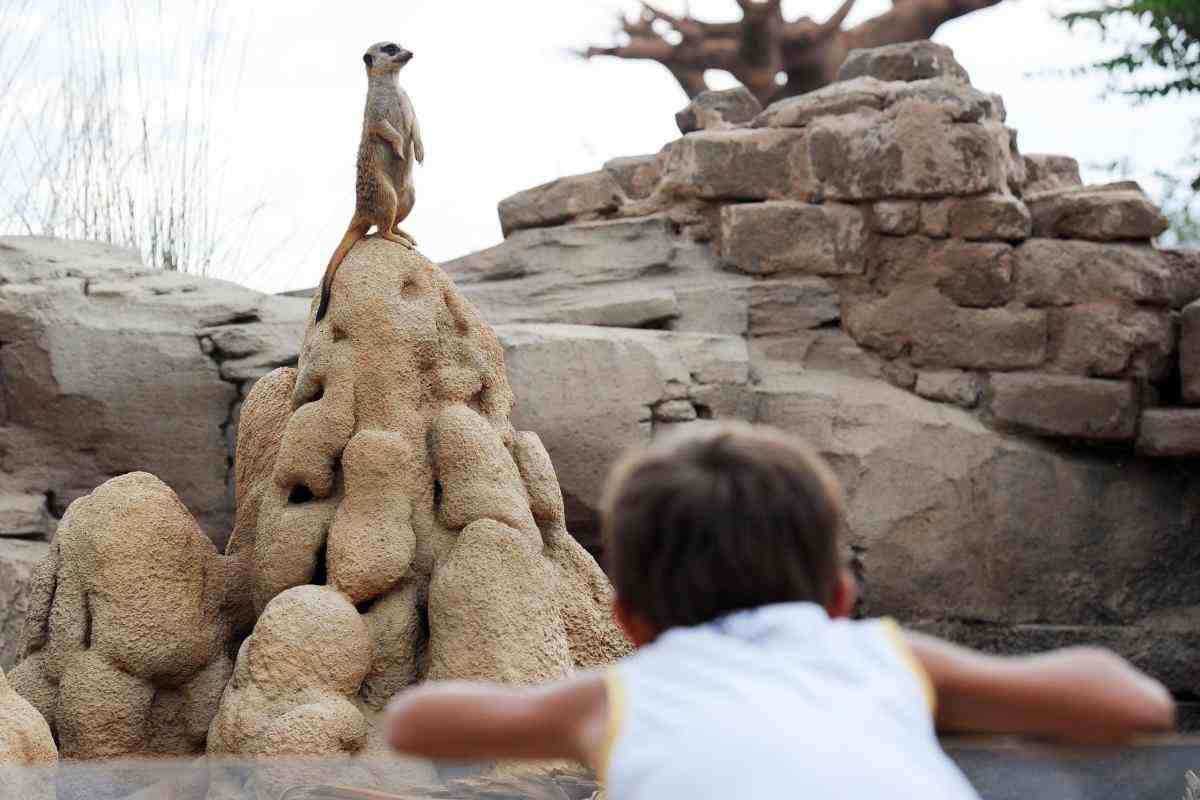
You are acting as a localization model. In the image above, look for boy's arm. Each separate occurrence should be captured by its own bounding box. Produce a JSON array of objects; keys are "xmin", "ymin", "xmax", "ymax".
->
[
  {"xmin": 903, "ymin": 630, "xmax": 1175, "ymax": 744},
  {"xmin": 385, "ymin": 672, "xmax": 610, "ymax": 767}
]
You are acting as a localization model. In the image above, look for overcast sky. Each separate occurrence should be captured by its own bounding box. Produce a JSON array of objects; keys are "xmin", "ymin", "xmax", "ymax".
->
[{"xmin": 8, "ymin": 1, "xmax": 1200, "ymax": 291}]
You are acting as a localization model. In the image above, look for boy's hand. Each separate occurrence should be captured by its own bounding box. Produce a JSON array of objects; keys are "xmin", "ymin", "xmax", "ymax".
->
[{"xmin": 905, "ymin": 631, "xmax": 1175, "ymax": 745}]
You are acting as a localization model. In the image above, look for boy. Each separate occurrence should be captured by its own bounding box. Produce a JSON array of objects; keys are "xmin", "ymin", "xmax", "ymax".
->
[{"xmin": 386, "ymin": 423, "xmax": 1175, "ymax": 799}]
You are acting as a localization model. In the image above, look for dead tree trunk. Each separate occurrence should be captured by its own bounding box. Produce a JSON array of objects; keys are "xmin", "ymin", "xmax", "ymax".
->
[{"xmin": 581, "ymin": 0, "xmax": 1005, "ymax": 104}]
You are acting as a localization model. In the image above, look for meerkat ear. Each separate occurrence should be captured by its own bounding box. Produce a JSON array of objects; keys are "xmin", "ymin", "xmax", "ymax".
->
[{"xmin": 362, "ymin": 53, "xmax": 373, "ymax": 67}]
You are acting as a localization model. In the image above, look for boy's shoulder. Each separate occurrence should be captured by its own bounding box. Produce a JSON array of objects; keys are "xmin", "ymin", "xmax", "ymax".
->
[{"xmin": 611, "ymin": 607, "xmax": 934, "ymax": 713}]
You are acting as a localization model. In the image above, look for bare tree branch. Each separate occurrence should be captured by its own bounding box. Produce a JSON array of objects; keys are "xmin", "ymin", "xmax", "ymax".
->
[{"xmin": 581, "ymin": 0, "xmax": 1007, "ymax": 103}]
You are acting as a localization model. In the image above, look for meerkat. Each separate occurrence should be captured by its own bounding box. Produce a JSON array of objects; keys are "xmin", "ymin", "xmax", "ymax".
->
[{"xmin": 315, "ymin": 41, "xmax": 424, "ymax": 322}]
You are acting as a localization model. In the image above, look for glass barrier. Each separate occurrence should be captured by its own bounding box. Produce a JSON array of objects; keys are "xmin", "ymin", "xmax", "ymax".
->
[{"xmin": 3, "ymin": 739, "xmax": 1200, "ymax": 800}]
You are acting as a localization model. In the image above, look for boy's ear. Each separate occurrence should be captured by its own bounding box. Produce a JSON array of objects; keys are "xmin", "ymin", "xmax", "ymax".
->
[
  {"xmin": 827, "ymin": 568, "xmax": 858, "ymax": 620},
  {"xmin": 612, "ymin": 594, "xmax": 657, "ymax": 648}
]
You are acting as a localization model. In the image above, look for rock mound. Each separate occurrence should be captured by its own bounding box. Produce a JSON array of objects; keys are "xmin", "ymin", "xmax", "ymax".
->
[{"xmin": 7, "ymin": 240, "xmax": 628, "ymax": 769}]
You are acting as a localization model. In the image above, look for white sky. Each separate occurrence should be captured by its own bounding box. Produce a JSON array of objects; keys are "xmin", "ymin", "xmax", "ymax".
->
[{"xmin": 8, "ymin": 1, "xmax": 1200, "ymax": 290}]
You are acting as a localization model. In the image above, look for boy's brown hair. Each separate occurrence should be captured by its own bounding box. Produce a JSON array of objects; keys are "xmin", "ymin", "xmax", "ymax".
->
[{"xmin": 601, "ymin": 422, "xmax": 846, "ymax": 633}]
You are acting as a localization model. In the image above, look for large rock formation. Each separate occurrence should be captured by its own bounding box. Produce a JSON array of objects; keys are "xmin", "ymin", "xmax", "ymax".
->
[
  {"xmin": 440, "ymin": 41, "xmax": 1200, "ymax": 707},
  {"xmin": 0, "ymin": 237, "xmax": 309, "ymax": 548},
  {"xmin": 6, "ymin": 241, "xmax": 628, "ymax": 786}
]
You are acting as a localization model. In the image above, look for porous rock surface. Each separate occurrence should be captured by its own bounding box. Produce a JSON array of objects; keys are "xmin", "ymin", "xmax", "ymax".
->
[
  {"xmin": 7, "ymin": 240, "xmax": 629, "ymax": 772},
  {"xmin": 0, "ymin": 666, "xmax": 57, "ymax": 799}
]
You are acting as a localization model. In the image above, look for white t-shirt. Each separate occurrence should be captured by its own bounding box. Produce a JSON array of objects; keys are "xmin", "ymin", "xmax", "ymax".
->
[{"xmin": 600, "ymin": 602, "xmax": 980, "ymax": 800}]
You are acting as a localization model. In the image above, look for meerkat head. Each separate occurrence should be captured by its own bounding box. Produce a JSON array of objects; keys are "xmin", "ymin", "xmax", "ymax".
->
[{"xmin": 362, "ymin": 42, "xmax": 413, "ymax": 75}]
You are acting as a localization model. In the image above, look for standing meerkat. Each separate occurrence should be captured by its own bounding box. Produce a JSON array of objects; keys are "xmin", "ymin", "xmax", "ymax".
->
[{"xmin": 316, "ymin": 41, "xmax": 424, "ymax": 322}]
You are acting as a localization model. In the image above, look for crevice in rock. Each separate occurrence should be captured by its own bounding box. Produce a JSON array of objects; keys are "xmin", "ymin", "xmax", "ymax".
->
[
  {"xmin": 44, "ymin": 489, "xmax": 64, "ymax": 520},
  {"xmin": 310, "ymin": 540, "xmax": 329, "ymax": 587},
  {"xmin": 355, "ymin": 596, "xmax": 378, "ymax": 615},
  {"xmin": 81, "ymin": 593, "xmax": 93, "ymax": 649},
  {"xmin": 287, "ymin": 483, "xmax": 315, "ymax": 504}
]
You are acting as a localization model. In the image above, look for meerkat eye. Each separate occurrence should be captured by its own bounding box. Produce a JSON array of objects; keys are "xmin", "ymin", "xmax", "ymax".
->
[{"xmin": 382, "ymin": 44, "xmax": 399, "ymax": 56}]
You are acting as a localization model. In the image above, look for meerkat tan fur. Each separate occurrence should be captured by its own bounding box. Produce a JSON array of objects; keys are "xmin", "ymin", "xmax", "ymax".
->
[{"xmin": 316, "ymin": 41, "xmax": 424, "ymax": 322}]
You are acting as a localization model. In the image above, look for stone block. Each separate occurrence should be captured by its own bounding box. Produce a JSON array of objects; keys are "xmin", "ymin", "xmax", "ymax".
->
[
  {"xmin": 0, "ymin": 494, "xmax": 51, "ymax": 539},
  {"xmin": 1022, "ymin": 154, "xmax": 1082, "ymax": 195},
  {"xmin": 837, "ymin": 40, "xmax": 970, "ymax": 84},
  {"xmin": 1160, "ymin": 247, "xmax": 1200, "ymax": 309},
  {"xmin": 887, "ymin": 79, "xmax": 1002, "ymax": 124},
  {"xmin": 915, "ymin": 370, "xmax": 980, "ymax": 407},
  {"xmin": 1028, "ymin": 182, "xmax": 1168, "ymax": 242},
  {"xmin": 745, "ymin": 277, "xmax": 841, "ymax": 336},
  {"xmin": 870, "ymin": 237, "xmax": 1014, "ymax": 308},
  {"xmin": 1137, "ymin": 409, "xmax": 1200, "ymax": 457},
  {"xmin": 920, "ymin": 200, "xmax": 951, "ymax": 238},
  {"xmin": 989, "ymin": 373, "xmax": 1139, "ymax": 441},
  {"xmin": 721, "ymin": 202, "xmax": 866, "ymax": 276},
  {"xmin": 1181, "ymin": 299, "xmax": 1200, "ymax": 403},
  {"xmin": 872, "ymin": 201, "xmax": 920, "ymax": 235},
  {"xmin": 603, "ymin": 154, "xmax": 661, "ymax": 201},
  {"xmin": 809, "ymin": 109, "xmax": 1007, "ymax": 200},
  {"xmin": 1013, "ymin": 239, "xmax": 1174, "ymax": 307},
  {"xmin": 497, "ymin": 170, "xmax": 622, "ymax": 237},
  {"xmin": 844, "ymin": 288, "xmax": 1046, "ymax": 369},
  {"xmin": 946, "ymin": 194, "xmax": 1032, "ymax": 241},
  {"xmin": 1049, "ymin": 304, "xmax": 1176, "ymax": 380},
  {"xmin": 755, "ymin": 77, "xmax": 888, "ymax": 128},
  {"xmin": 662, "ymin": 129, "xmax": 817, "ymax": 201},
  {"xmin": 675, "ymin": 86, "xmax": 761, "ymax": 133}
]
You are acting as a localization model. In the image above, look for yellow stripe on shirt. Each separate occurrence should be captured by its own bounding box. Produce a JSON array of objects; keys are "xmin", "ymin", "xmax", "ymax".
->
[
  {"xmin": 598, "ymin": 667, "xmax": 626, "ymax": 786},
  {"xmin": 881, "ymin": 617, "xmax": 938, "ymax": 715}
]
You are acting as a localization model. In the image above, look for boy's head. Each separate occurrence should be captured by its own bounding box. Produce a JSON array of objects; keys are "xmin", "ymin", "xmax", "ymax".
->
[{"xmin": 601, "ymin": 422, "xmax": 854, "ymax": 645}]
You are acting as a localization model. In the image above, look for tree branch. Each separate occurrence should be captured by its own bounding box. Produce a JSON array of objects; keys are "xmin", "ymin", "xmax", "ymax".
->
[
  {"xmin": 817, "ymin": 0, "xmax": 858, "ymax": 41},
  {"xmin": 843, "ymin": 0, "xmax": 1004, "ymax": 52}
]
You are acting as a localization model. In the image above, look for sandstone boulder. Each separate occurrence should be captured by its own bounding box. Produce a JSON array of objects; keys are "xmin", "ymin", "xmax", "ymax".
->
[
  {"xmin": 988, "ymin": 373, "xmax": 1139, "ymax": 441},
  {"xmin": 1028, "ymin": 182, "xmax": 1169, "ymax": 241},
  {"xmin": 497, "ymin": 171, "xmax": 623, "ymax": 237},
  {"xmin": 8, "ymin": 473, "xmax": 237, "ymax": 763},
  {"xmin": 837, "ymin": 40, "xmax": 971, "ymax": 85},
  {"xmin": 675, "ymin": 86, "xmax": 762, "ymax": 133},
  {"xmin": 0, "ymin": 666, "xmax": 56, "ymax": 799}
]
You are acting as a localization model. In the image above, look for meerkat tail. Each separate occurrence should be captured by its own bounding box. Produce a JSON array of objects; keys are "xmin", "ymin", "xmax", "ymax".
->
[{"xmin": 315, "ymin": 219, "xmax": 370, "ymax": 322}]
